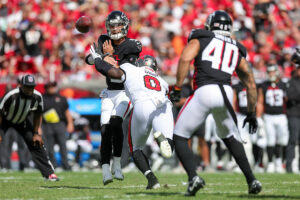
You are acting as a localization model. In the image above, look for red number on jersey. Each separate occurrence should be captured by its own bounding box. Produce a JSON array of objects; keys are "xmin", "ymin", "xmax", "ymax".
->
[{"xmin": 144, "ymin": 75, "xmax": 161, "ymax": 91}]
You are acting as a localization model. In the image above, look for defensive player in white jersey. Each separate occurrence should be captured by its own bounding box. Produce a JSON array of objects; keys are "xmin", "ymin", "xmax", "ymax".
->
[
  {"xmin": 170, "ymin": 10, "xmax": 261, "ymax": 196},
  {"xmin": 89, "ymin": 47, "xmax": 174, "ymax": 189}
]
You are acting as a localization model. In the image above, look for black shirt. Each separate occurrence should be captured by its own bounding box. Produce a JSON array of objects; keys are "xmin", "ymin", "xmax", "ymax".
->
[
  {"xmin": 43, "ymin": 94, "xmax": 69, "ymax": 124},
  {"xmin": 286, "ymin": 77, "xmax": 300, "ymax": 117},
  {"xmin": 0, "ymin": 88, "xmax": 43, "ymax": 124},
  {"xmin": 188, "ymin": 29, "xmax": 246, "ymax": 89},
  {"xmin": 97, "ymin": 36, "xmax": 142, "ymax": 90},
  {"xmin": 260, "ymin": 81, "xmax": 287, "ymax": 115}
]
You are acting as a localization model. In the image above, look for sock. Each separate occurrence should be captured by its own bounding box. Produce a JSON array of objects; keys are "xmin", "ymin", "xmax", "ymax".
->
[
  {"xmin": 252, "ymin": 144, "xmax": 259, "ymax": 163},
  {"xmin": 113, "ymin": 156, "xmax": 121, "ymax": 170},
  {"xmin": 257, "ymin": 147, "xmax": 264, "ymax": 166},
  {"xmin": 173, "ymin": 134, "xmax": 197, "ymax": 181},
  {"xmin": 132, "ymin": 150, "xmax": 151, "ymax": 174},
  {"xmin": 102, "ymin": 163, "xmax": 110, "ymax": 173},
  {"xmin": 267, "ymin": 146, "xmax": 275, "ymax": 162},
  {"xmin": 100, "ymin": 124, "xmax": 112, "ymax": 165},
  {"xmin": 275, "ymin": 144, "xmax": 281, "ymax": 159},
  {"xmin": 216, "ymin": 142, "xmax": 225, "ymax": 161},
  {"xmin": 222, "ymin": 136, "xmax": 256, "ymax": 184},
  {"xmin": 110, "ymin": 116, "xmax": 123, "ymax": 157}
]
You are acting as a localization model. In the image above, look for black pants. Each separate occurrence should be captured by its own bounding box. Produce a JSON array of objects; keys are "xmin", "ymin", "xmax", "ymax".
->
[
  {"xmin": 0, "ymin": 127, "xmax": 31, "ymax": 170},
  {"xmin": 286, "ymin": 117, "xmax": 300, "ymax": 170},
  {"xmin": 2, "ymin": 119, "xmax": 54, "ymax": 177},
  {"xmin": 42, "ymin": 122, "xmax": 70, "ymax": 169}
]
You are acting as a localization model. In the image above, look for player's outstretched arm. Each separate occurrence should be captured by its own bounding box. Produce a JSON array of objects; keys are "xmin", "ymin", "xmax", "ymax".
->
[
  {"xmin": 175, "ymin": 39, "xmax": 200, "ymax": 88},
  {"xmin": 236, "ymin": 58, "xmax": 257, "ymax": 113},
  {"xmin": 90, "ymin": 44, "xmax": 124, "ymax": 80}
]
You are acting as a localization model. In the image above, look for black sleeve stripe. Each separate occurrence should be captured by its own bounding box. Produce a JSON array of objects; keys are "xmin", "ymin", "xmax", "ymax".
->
[{"xmin": 0, "ymin": 88, "xmax": 19, "ymax": 110}]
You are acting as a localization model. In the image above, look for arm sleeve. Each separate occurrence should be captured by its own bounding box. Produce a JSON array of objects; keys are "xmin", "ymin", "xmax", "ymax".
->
[{"xmin": 94, "ymin": 58, "xmax": 114, "ymax": 77}]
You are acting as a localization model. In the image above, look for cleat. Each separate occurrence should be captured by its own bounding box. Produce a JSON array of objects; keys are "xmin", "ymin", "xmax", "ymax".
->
[
  {"xmin": 248, "ymin": 180, "xmax": 262, "ymax": 194},
  {"xmin": 266, "ymin": 163, "xmax": 275, "ymax": 173},
  {"xmin": 112, "ymin": 157, "xmax": 124, "ymax": 180},
  {"xmin": 153, "ymin": 131, "xmax": 172, "ymax": 158},
  {"xmin": 45, "ymin": 173, "xmax": 59, "ymax": 181},
  {"xmin": 102, "ymin": 164, "xmax": 113, "ymax": 185},
  {"xmin": 146, "ymin": 172, "xmax": 160, "ymax": 190},
  {"xmin": 184, "ymin": 176, "xmax": 205, "ymax": 196},
  {"xmin": 112, "ymin": 169, "xmax": 124, "ymax": 180}
]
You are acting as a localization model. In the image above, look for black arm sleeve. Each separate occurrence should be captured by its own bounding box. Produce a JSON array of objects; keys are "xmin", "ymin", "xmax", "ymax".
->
[{"xmin": 94, "ymin": 58, "xmax": 114, "ymax": 77}]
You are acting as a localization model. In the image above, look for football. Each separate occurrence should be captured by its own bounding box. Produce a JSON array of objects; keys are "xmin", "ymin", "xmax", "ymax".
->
[{"xmin": 75, "ymin": 16, "xmax": 92, "ymax": 33}]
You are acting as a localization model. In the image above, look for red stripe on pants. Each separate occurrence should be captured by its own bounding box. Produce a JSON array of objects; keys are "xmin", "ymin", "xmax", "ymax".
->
[{"xmin": 127, "ymin": 108, "xmax": 134, "ymax": 153}]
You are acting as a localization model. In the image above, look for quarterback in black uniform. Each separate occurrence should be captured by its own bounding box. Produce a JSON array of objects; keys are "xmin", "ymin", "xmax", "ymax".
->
[
  {"xmin": 86, "ymin": 11, "xmax": 142, "ymax": 185},
  {"xmin": 257, "ymin": 64, "xmax": 288, "ymax": 173},
  {"xmin": 170, "ymin": 10, "xmax": 261, "ymax": 196}
]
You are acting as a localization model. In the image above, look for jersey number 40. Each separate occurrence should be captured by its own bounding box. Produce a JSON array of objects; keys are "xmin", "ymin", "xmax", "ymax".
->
[{"xmin": 202, "ymin": 38, "xmax": 239, "ymax": 74}]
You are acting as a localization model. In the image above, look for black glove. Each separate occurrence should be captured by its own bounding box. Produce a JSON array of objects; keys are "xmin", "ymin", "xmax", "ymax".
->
[
  {"xmin": 170, "ymin": 86, "xmax": 181, "ymax": 103},
  {"xmin": 243, "ymin": 112, "xmax": 258, "ymax": 134}
]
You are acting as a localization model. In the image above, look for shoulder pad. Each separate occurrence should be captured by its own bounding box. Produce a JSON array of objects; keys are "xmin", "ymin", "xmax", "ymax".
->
[
  {"xmin": 237, "ymin": 42, "xmax": 247, "ymax": 58},
  {"xmin": 188, "ymin": 29, "xmax": 214, "ymax": 42},
  {"xmin": 125, "ymin": 39, "xmax": 142, "ymax": 54}
]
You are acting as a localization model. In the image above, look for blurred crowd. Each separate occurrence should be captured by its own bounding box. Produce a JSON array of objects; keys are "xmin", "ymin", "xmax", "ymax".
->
[{"xmin": 0, "ymin": 0, "xmax": 300, "ymax": 84}]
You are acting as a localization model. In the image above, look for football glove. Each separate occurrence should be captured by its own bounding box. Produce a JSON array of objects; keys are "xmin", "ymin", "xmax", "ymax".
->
[
  {"xmin": 170, "ymin": 86, "xmax": 181, "ymax": 103},
  {"xmin": 90, "ymin": 43, "xmax": 102, "ymax": 60},
  {"xmin": 243, "ymin": 112, "xmax": 258, "ymax": 134}
]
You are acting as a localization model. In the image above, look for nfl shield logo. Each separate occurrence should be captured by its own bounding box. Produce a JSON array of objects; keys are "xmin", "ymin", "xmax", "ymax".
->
[{"xmin": 28, "ymin": 76, "xmax": 33, "ymax": 82}]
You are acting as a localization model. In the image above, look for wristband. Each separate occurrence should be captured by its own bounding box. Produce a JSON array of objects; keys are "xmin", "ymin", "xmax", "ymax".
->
[{"xmin": 174, "ymin": 85, "xmax": 181, "ymax": 90}]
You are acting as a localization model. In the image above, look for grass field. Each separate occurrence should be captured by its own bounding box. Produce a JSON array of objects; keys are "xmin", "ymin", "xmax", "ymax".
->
[{"xmin": 0, "ymin": 171, "xmax": 300, "ymax": 200}]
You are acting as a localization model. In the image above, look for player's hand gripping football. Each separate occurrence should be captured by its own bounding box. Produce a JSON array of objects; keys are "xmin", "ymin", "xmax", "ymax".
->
[
  {"xmin": 170, "ymin": 86, "xmax": 181, "ymax": 103},
  {"xmin": 243, "ymin": 112, "xmax": 258, "ymax": 134},
  {"xmin": 33, "ymin": 134, "xmax": 44, "ymax": 148}
]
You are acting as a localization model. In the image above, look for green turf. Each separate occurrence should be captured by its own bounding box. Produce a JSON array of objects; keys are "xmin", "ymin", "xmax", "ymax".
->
[{"xmin": 0, "ymin": 171, "xmax": 300, "ymax": 200}]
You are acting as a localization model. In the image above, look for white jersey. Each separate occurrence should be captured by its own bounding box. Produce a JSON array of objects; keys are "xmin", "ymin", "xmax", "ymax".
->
[{"xmin": 120, "ymin": 63, "xmax": 169, "ymax": 106}]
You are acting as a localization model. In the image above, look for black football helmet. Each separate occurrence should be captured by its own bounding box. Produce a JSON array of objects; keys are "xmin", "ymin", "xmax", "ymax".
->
[
  {"xmin": 105, "ymin": 11, "xmax": 129, "ymax": 40},
  {"xmin": 291, "ymin": 48, "xmax": 300, "ymax": 65},
  {"xmin": 205, "ymin": 10, "xmax": 232, "ymax": 37},
  {"xmin": 136, "ymin": 55, "xmax": 158, "ymax": 71}
]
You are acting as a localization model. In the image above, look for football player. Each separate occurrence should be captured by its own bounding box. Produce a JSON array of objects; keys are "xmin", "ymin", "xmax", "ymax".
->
[
  {"xmin": 257, "ymin": 64, "xmax": 289, "ymax": 173},
  {"xmin": 233, "ymin": 81, "xmax": 267, "ymax": 173},
  {"xmin": 170, "ymin": 10, "xmax": 262, "ymax": 196},
  {"xmin": 89, "ymin": 49, "xmax": 174, "ymax": 189},
  {"xmin": 86, "ymin": 11, "xmax": 142, "ymax": 185}
]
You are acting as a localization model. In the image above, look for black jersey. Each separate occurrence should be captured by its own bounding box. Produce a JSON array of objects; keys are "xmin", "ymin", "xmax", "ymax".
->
[
  {"xmin": 188, "ymin": 29, "xmax": 247, "ymax": 89},
  {"xmin": 0, "ymin": 88, "xmax": 43, "ymax": 124},
  {"xmin": 260, "ymin": 81, "xmax": 287, "ymax": 115},
  {"xmin": 233, "ymin": 82, "xmax": 248, "ymax": 115},
  {"xmin": 98, "ymin": 36, "xmax": 142, "ymax": 90}
]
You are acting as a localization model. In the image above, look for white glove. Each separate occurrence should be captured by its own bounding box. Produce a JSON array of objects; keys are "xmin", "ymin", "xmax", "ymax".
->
[{"xmin": 90, "ymin": 43, "xmax": 102, "ymax": 60}]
